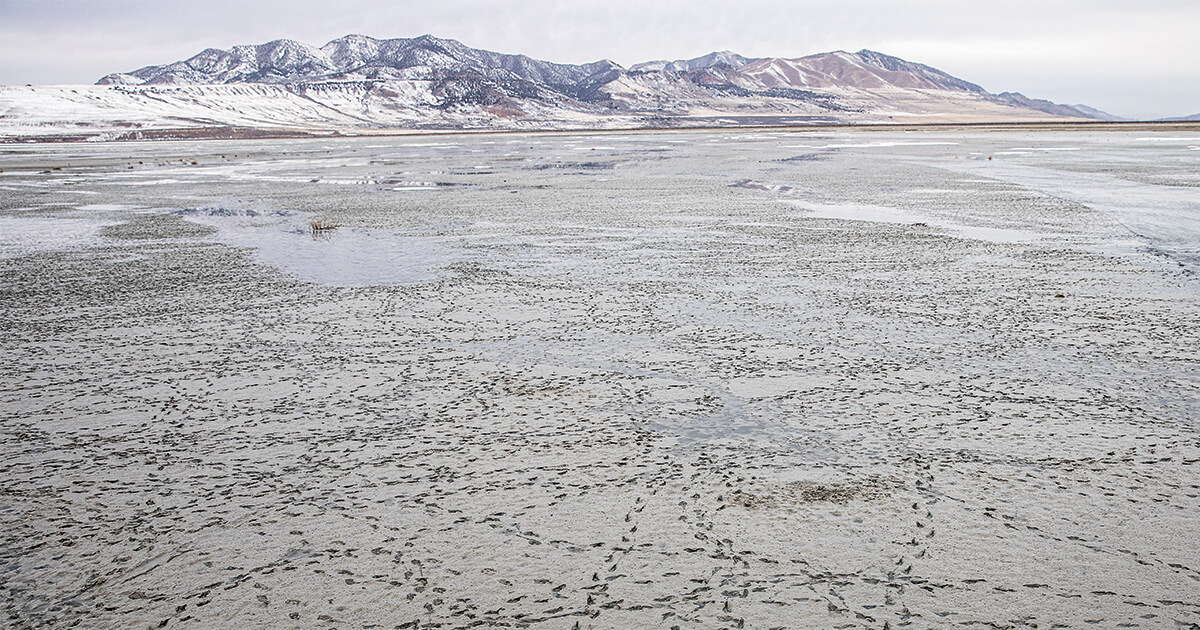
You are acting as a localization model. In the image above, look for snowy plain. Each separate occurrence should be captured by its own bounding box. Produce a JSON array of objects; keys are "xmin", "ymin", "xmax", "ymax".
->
[{"xmin": 1, "ymin": 127, "xmax": 1198, "ymax": 628}]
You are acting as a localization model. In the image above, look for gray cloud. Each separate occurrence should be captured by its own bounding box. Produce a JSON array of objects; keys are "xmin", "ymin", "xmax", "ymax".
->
[{"xmin": 1, "ymin": 0, "xmax": 1197, "ymax": 118}]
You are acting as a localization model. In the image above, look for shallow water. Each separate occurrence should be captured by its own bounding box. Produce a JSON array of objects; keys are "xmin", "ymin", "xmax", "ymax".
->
[
  {"xmin": 0, "ymin": 215, "xmax": 118, "ymax": 258},
  {"xmin": 174, "ymin": 206, "xmax": 460, "ymax": 286}
]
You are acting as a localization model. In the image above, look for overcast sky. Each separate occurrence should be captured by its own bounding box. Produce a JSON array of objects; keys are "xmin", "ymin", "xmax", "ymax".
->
[{"xmin": 1, "ymin": 0, "xmax": 1197, "ymax": 119}]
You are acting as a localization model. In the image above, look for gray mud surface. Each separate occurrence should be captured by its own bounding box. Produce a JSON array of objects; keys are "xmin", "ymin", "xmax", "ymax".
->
[{"xmin": 1, "ymin": 130, "xmax": 1198, "ymax": 628}]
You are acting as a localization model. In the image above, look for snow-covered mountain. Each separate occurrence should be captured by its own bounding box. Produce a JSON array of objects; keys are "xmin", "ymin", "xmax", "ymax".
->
[
  {"xmin": 630, "ymin": 51, "xmax": 752, "ymax": 72},
  {"xmin": 99, "ymin": 34, "xmax": 621, "ymax": 88},
  {"xmin": 2, "ymin": 34, "xmax": 1119, "ymax": 140},
  {"xmin": 731, "ymin": 50, "xmax": 986, "ymax": 92},
  {"xmin": 98, "ymin": 39, "xmax": 338, "ymax": 85}
]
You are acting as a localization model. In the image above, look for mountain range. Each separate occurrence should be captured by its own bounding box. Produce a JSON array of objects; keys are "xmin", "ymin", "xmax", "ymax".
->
[{"xmin": 1, "ymin": 34, "xmax": 1123, "ymax": 141}]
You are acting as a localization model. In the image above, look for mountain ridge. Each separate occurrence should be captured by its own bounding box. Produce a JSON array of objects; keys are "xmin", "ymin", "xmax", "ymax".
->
[
  {"xmin": 94, "ymin": 33, "xmax": 1101, "ymax": 122},
  {"xmin": 98, "ymin": 34, "xmax": 623, "ymax": 88},
  {"xmin": 0, "ymin": 34, "xmax": 1126, "ymax": 141}
]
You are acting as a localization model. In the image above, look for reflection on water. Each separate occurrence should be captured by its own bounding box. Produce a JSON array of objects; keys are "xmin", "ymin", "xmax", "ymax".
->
[{"xmin": 174, "ymin": 206, "xmax": 460, "ymax": 286}]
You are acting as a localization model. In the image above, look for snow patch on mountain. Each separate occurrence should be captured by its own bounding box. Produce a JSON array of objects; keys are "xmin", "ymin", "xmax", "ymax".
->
[
  {"xmin": 738, "ymin": 50, "xmax": 987, "ymax": 92},
  {"xmin": 630, "ymin": 51, "xmax": 752, "ymax": 72}
]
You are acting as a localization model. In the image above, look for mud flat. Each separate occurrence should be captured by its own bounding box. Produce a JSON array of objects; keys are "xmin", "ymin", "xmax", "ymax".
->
[{"xmin": 1, "ymin": 129, "xmax": 1198, "ymax": 628}]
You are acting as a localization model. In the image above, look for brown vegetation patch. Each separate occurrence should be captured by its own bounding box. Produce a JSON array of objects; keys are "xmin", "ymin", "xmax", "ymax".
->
[
  {"xmin": 309, "ymin": 217, "xmax": 340, "ymax": 233},
  {"xmin": 727, "ymin": 479, "xmax": 894, "ymax": 508}
]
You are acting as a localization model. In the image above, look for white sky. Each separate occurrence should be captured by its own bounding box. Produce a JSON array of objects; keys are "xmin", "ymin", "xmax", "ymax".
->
[{"xmin": 1, "ymin": 0, "xmax": 1197, "ymax": 119}]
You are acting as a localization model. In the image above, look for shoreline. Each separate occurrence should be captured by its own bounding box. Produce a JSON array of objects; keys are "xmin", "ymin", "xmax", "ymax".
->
[{"xmin": 3, "ymin": 119, "xmax": 1199, "ymax": 145}]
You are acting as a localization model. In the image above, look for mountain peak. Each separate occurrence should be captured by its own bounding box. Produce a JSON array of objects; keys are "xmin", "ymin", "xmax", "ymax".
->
[{"xmin": 630, "ymin": 50, "xmax": 751, "ymax": 72}]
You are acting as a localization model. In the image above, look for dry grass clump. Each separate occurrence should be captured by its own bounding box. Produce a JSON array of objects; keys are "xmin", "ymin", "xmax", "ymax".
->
[
  {"xmin": 726, "ymin": 479, "xmax": 896, "ymax": 508},
  {"xmin": 309, "ymin": 217, "xmax": 340, "ymax": 233}
]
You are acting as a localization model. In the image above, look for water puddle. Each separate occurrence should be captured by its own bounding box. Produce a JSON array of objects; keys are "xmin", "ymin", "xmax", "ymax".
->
[
  {"xmin": 782, "ymin": 141, "xmax": 959, "ymax": 149},
  {"xmin": 923, "ymin": 160, "xmax": 1200, "ymax": 272},
  {"xmin": 174, "ymin": 207, "xmax": 461, "ymax": 286},
  {"xmin": 0, "ymin": 215, "xmax": 120, "ymax": 259},
  {"xmin": 781, "ymin": 199, "xmax": 1047, "ymax": 243}
]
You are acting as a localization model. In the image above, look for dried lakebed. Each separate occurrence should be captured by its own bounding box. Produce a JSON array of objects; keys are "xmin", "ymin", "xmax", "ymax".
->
[{"xmin": 1, "ymin": 129, "xmax": 1198, "ymax": 629}]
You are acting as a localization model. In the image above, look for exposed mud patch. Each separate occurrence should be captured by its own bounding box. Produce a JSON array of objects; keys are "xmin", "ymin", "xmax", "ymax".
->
[
  {"xmin": 100, "ymin": 214, "xmax": 218, "ymax": 240},
  {"xmin": 727, "ymin": 479, "xmax": 897, "ymax": 507}
]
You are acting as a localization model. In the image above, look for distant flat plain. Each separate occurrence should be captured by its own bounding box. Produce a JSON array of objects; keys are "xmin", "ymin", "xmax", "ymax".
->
[{"xmin": 2, "ymin": 125, "xmax": 1198, "ymax": 628}]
